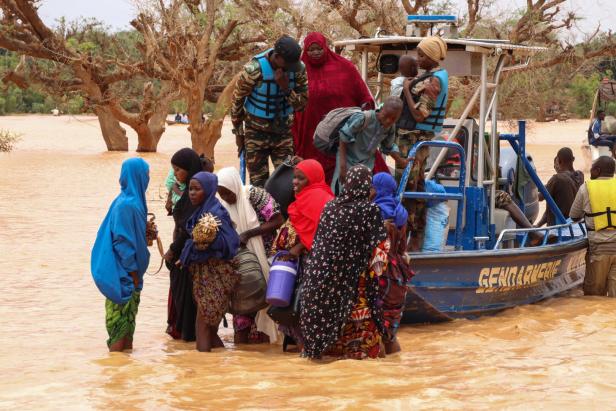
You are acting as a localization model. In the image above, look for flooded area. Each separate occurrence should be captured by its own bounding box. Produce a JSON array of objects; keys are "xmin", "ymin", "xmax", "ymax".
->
[{"xmin": 1, "ymin": 115, "xmax": 615, "ymax": 409}]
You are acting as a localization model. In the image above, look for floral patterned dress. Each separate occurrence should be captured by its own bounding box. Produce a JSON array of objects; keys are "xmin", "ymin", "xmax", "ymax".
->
[
  {"xmin": 299, "ymin": 165, "xmax": 387, "ymax": 359},
  {"xmin": 248, "ymin": 186, "xmax": 281, "ymax": 253}
]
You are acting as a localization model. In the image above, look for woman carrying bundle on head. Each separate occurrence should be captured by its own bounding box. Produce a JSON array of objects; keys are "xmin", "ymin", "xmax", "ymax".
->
[
  {"xmin": 180, "ymin": 172, "xmax": 240, "ymax": 352},
  {"xmin": 217, "ymin": 167, "xmax": 284, "ymax": 344},
  {"xmin": 270, "ymin": 159, "xmax": 334, "ymax": 352},
  {"xmin": 300, "ymin": 165, "xmax": 387, "ymax": 360}
]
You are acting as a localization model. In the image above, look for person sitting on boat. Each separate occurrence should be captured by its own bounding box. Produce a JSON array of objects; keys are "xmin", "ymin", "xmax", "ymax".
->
[
  {"xmin": 590, "ymin": 111, "xmax": 613, "ymax": 150},
  {"xmin": 181, "ymin": 113, "xmax": 189, "ymax": 124},
  {"xmin": 569, "ymin": 156, "xmax": 616, "ymax": 296},
  {"xmin": 174, "ymin": 112, "xmax": 182, "ymax": 123},
  {"xmin": 331, "ymin": 96, "xmax": 409, "ymax": 195},
  {"xmin": 535, "ymin": 147, "xmax": 584, "ymax": 227},
  {"xmin": 495, "ymin": 189, "xmax": 544, "ymax": 246},
  {"xmin": 399, "ymin": 36, "xmax": 449, "ymax": 251}
]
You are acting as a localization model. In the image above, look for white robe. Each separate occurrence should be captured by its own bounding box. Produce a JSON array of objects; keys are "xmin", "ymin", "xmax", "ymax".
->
[{"xmin": 217, "ymin": 167, "xmax": 281, "ymax": 344}]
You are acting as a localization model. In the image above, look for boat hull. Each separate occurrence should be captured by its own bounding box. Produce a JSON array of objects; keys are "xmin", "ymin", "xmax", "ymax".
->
[{"xmin": 402, "ymin": 239, "xmax": 588, "ymax": 323}]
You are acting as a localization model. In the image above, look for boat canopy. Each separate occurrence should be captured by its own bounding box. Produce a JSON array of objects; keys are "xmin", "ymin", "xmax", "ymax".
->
[
  {"xmin": 334, "ymin": 36, "xmax": 547, "ymax": 78},
  {"xmin": 334, "ymin": 36, "xmax": 547, "ymax": 55}
]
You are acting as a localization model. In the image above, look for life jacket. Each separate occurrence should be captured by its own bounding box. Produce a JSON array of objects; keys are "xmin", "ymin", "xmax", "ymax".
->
[
  {"xmin": 396, "ymin": 71, "xmax": 432, "ymax": 131},
  {"xmin": 586, "ymin": 178, "xmax": 616, "ymax": 230},
  {"xmin": 415, "ymin": 68, "xmax": 449, "ymax": 133},
  {"xmin": 244, "ymin": 49, "xmax": 296, "ymax": 120}
]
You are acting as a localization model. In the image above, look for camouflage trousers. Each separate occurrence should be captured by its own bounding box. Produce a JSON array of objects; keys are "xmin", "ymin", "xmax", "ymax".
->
[
  {"xmin": 395, "ymin": 130, "xmax": 434, "ymax": 251},
  {"xmin": 245, "ymin": 127, "xmax": 294, "ymax": 187}
]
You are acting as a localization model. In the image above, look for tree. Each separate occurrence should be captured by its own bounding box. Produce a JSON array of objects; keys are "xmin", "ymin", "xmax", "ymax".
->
[
  {"xmin": 0, "ymin": 2, "xmax": 170, "ymax": 152},
  {"xmin": 131, "ymin": 0, "xmax": 269, "ymax": 157}
]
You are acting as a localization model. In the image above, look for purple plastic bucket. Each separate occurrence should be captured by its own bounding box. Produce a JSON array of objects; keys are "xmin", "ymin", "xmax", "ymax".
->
[{"xmin": 266, "ymin": 251, "xmax": 298, "ymax": 307}]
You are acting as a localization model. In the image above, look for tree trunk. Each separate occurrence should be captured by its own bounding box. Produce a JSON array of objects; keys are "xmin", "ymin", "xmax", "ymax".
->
[
  {"xmin": 187, "ymin": 87, "xmax": 208, "ymax": 156},
  {"xmin": 135, "ymin": 123, "xmax": 157, "ymax": 152},
  {"xmin": 94, "ymin": 106, "xmax": 128, "ymax": 151},
  {"xmin": 189, "ymin": 74, "xmax": 239, "ymax": 159},
  {"xmin": 137, "ymin": 102, "xmax": 168, "ymax": 152},
  {"xmin": 195, "ymin": 118, "xmax": 225, "ymax": 159},
  {"xmin": 135, "ymin": 84, "xmax": 174, "ymax": 152}
]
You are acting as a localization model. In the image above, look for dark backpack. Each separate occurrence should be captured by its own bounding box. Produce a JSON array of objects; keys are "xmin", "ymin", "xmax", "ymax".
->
[{"xmin": 313, "ymin": 108, "xmax": 371, "ymax": 155}]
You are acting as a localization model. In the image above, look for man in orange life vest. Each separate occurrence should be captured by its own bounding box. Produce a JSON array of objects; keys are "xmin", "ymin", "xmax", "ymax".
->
[{"xmin": 569, "ymin": 156, "xmax": 616, "ymax": 296}]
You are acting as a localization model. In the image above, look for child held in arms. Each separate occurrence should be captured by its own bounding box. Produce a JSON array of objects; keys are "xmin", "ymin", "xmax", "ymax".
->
[{"xmin": 390, "ymin": 55, "xmax": 419, "ymax": 98}]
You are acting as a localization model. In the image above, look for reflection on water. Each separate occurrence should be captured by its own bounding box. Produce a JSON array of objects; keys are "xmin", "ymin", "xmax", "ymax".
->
[{"xmin": 1, "ymin": 116, "xmax": 614, "ymax": 409}]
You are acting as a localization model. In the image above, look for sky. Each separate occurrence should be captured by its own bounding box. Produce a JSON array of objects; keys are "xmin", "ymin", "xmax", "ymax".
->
[{"xmin": 38, "ymin": 0, "xmax": 616, "ymax": 42}]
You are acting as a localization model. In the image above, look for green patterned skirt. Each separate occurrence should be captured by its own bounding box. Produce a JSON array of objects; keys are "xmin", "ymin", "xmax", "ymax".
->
[{"xmin": 105, "ymin": 291, "xmax": 140, "ymax": 347}]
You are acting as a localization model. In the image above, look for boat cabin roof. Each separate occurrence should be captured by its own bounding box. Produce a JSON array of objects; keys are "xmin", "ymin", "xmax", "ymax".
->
[
  {"xmin": 334, "ymin": 36, "xmax": 547, "ymax": 55},
  {"xmin": 334, "ymin": 36, "xmax": 546, "ymax": 77}
]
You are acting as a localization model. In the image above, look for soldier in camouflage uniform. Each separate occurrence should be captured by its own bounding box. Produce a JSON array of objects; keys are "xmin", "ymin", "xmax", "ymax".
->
[
  {"xmin": 396, "ymin": 36, "xmax": 449, "ymax": 251},
  {"xmin": 231, "ymin": 35, "xmax": 308, "ymax": 187}
]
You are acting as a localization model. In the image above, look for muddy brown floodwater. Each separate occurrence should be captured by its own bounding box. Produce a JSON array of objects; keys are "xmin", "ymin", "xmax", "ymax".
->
[{"xmin": 1, "ymin": 115, "xmax": 616, "ymax": 410}]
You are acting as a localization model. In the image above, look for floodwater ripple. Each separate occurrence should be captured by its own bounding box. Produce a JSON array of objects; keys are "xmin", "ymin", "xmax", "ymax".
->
[{"xmin": 0, "ymin": 116, "xmax": 614, "ymax": 409}]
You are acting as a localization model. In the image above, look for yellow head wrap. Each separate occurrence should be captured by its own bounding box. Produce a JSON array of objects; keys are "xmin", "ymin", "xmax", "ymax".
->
[{"xmin": 418, "ymin": 36, "xmax": 447, "ymax": 63}]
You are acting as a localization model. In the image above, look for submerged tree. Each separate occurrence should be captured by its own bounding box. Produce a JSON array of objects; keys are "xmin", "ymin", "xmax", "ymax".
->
[
  {"xmin": 2, "ymin": 0, "xmax": 616, "ymax": 155},
  {"xmin": 0, "ymin": 2, "xmax": 170, "ymax": 151}
]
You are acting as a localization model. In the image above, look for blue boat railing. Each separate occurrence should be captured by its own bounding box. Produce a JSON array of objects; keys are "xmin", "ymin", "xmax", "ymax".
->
[
  {"xmin": 500, "ymin": 121, "xmax": 568, "ymax": 225},
  {"xmin": 396, "ymin": 140, "xmax": 466, "ymax": 250},
  {"xmin": 493, "ymin": 220, "xmax": 587, "ymax": 250}
]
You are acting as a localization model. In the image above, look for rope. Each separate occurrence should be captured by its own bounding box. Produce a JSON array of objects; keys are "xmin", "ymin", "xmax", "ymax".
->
[
  {"xmin": 145, "ymin": 213, "xmax": 166, "ymax": 276},
  {"xmin": 146, "ymin": 235, "xmax": 166, "ymax": 276}
]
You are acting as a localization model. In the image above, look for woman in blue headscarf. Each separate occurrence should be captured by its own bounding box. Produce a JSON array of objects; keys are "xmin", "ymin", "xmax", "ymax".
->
[
  {"xmin": 91, "ymin": 158, "xmax": 151, "ymax": 352},
  {"xmin": 180, "ymin": 172, "xmax": 240, "ymax": 352},
  {"xmin": 372, "ymin": 172, "xmax": 408, "ymax": 249},
  {"xmin": 371, "ymin": 172, "xmax": 412, "ymax": 354}
]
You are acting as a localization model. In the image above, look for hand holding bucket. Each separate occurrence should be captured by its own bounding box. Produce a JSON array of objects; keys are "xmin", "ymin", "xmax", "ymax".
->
[{"xmin": 266, "ymin": 251, "xmax": 298, "ymax": 307}]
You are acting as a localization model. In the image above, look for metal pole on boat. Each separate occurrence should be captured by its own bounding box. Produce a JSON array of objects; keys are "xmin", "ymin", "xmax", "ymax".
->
[
  {"xmin": 477, "ymin": 52, "xmax": 488, "ymax": 186},
  {"xmin": 361, "ymin": 50, "xmax": 369, "ymax": 82},
  {"xmin": 490, "ymin": 78, "xmax": 498, "ymax": 225},
  {"xmin": 376, "ymin": 71, "xmax": 383, "ymax": 104}
]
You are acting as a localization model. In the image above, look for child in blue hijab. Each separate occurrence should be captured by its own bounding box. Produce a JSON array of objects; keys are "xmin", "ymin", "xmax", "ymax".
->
[
  {"xmin": 91, "ymin": 158, "xmax": 151, "ymax": 352},
  {"xmin": 180, "ymin": 172, "xmax": 240, "ymax": 352},
  {"xmin": 372, "ymin": 172, "xmax": 408, "ymax": 230}
]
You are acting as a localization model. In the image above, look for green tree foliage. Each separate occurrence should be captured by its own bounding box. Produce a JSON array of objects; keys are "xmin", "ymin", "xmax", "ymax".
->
[{"xmin": 0, "ymin": 51, "xmax": 55, "ymax": 114}]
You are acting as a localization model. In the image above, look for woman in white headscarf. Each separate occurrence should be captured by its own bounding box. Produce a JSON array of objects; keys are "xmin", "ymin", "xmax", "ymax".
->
[{"xmin": 217, "ymin": 167, "xmax": 284, "ymax": 344}]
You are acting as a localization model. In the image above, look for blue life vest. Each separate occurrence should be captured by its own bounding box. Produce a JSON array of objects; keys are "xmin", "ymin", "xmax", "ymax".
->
[
  {"xmin": 244, "ymin": 49, "xmax": 296, "ymax": 120},
  {"xmin": 416, "ymin": 68, "xmax": 448, "ymax": 133}
]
